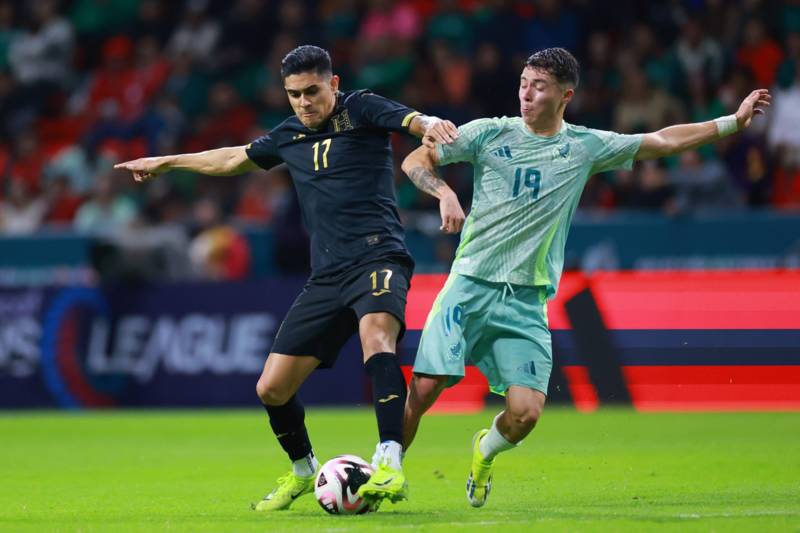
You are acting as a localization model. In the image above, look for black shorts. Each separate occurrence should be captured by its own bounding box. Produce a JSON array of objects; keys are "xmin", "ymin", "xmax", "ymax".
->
[{"xmin": 271, "ymin": 256, "xmax": 413, "ymax": 368}]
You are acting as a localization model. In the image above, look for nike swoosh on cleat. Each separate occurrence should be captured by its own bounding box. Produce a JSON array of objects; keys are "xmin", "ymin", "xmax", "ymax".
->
[
  {"xmin": 378, "ymin": 394, "xmax": 399, "ymax": 403},
  {"xmin": 372, "ymin": 477, "xmax": 395, "ymax": 487}
]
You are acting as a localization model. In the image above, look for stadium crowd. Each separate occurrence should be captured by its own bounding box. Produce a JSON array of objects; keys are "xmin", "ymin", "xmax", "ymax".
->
[{"xmin": 0, "ymin": 0, "xmax": 797, "ymax": 276}]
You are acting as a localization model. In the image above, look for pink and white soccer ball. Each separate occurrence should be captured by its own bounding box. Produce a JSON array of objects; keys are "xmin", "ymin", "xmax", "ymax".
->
[{"xmin": 314, "ymin": 454, "xmax": 377, "ymax": 515}]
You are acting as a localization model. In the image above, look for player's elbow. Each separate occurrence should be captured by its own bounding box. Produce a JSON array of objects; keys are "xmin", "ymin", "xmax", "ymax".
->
[
  {"xmin": 401, "ymin": 146, "xmax": 433, "ymax": 176},
  {"xmin": 641, "ymin": 132, "xmax": 679, "ymax": 159}
]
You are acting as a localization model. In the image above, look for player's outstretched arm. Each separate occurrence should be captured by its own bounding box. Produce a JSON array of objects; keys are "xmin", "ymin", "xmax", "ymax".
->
[
  {"xmin": 114, "ymin": 146, "xmax": 259, "ymax": 182},
  {"xmin": 409, "ymin": 115, "xmax": 460, "ymax": 149},
  {"xmin": 402, "ymin": 145, "xmax": 465, "ymax": 234},
  {"xmin": 635, "ymin": 89, "xmax": 771, "ymax": 160}
]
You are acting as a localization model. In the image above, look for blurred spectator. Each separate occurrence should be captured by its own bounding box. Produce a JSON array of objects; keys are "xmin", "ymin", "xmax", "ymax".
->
[
  {"xmin": 43, "ymin": 145, "xmax": 108, "ymax": 195},
  {"xmin": 8, "ymin": 0, "xmax": 73, "ymax": 90},
  {"xmin": 70, "ymin": 0, "xmax": 138, "ymax": 41},
  {"xmin": 0, "ymin": 179, "xmax": 46, "ymax": 233},
  {"xmin": 426, "ymin": 0, "xmax": 474, "ymax": 54},
  {"xmin": 235, "ymin": 168, "xmax": 294, "ymax": 226},
  {"xmin": 188, "ymin": 197, "xmax": 250, "ymax": 280},
  {"xmin": 613, "ymin": 67, "xmax": 684, "ymax": 134},
  {"xmin": 0, "ymin": 1, "xmax": 19, "ymax": 72},
  {"xmin": 132, "ymin": 0, "xmax": 173, "ymax": 45},
  {"xmin": 430, "ymin": 41, "xmax": 470, "ymax": 108},
  {"xmin": 352, "ymin": 1, "xmax": 419, "ymax": 98},
  {"xmin": 686, "ymin": 73, "xmax": 726, "ymax": 160},
  {"xmin": 166, "ymin": 0, "xmax": 220, "ymax": 67},
  {"xmin": 737, "ymin": 19, "xmax": 783, "ymax": 88},
  {"xmin": 470, "ymin": 41, "xmax": 518, "ymax": 118},
  {"xmin": 74, "ymin": 171, "xmax": 137, "ymax": 235},
  {"xmin": 81, "ymin": 35, "xmax": 169, "ymax": 157},
  {"xmin": 610, "ymin": 162, "xmax": 677, "ymax": 214},
  {"xmin": 785, "ymin": 0, "xmax": 800, "ymax": 34},
  {"xmin": 360, "ymin": 0, "xmax": 421, "ymax": 43},
  {"xmin": 0, "ymin": 71, "xmax": 30, "ymax": 142},
  {"xmin": 772, "ymin": 164, "xmax": 800, "ymax": 209},
  {"xmin": 184, "ymin": 82, "xmax": 255, "ymax": 152},
  {"xmin": 668, "ymin": 150, "xmax": 740, "ymax": 211},
  {"xmin": 320, "ymin": 0, "xmax": 359, "ymax": 44},
  {"xmin": 472, "ymin": 0, "xmax": 523, "ymax": 57},
  {"xmin": 722, "ymin": 133, "xmax": 772, "ymax": 206},
  {"xmin": 275, "ymin": 1, "xmax": 315, "ymax": 44},
  {"xmin": 44, "ymin": 175, "xmax": 82, "ymax": 225},
  {"xmin": 768, "ymin": 60, "xmax": 800, "ymax": 168},
  {"xmin": 353, "ymin": 36, "xmax": 415, "ymax": 99},
  {"xmin": 524, "ymin": 0, "xmax": 578, "ymax": 56},
  {"xmin": 635, "ymin": 160, "xmax": 678, "ymax": 214},
  {"xmin": 266, "ymin": 164, "xmax": 309, "ymax": 275},
  {"xmin": 162, "ymin": 50, "xmax": 211, "ymax": 119},
  {"xmin": 4, "ymin": 129, "xmax": 45, "ymax": 193},
  {"xmin": 213, "ymin": 0, "xmax": 273, "ymax": 74},
  {"xmin": 777, "ymin": 32, "xmax": 800, "ymax": 89},
  {"xmin": 627, "ymin": 23, "xmax": 682, "ymax": 97},
  {"xmin": 675, "ymin": 19, "xmax": 724, "ymax": 85},
  {"xmin": 235, "ymin": 174, "xmax": 272, "ymax": 224},
  {"xmin": 567, "ymin": 31, "xmax": 615, "ymax": 129}
]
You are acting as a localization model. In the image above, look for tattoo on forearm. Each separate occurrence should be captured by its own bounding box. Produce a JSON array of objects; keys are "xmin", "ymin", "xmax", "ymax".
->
[{"xmin": 408, "ymin": 166, "xmax": 446, "ymax": 196}]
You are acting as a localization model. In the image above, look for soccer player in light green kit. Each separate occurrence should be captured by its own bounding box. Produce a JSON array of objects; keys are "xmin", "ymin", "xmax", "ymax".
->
[{"xmin": 401, "ymin": 47, "xmax": 771, "ymax": 508}]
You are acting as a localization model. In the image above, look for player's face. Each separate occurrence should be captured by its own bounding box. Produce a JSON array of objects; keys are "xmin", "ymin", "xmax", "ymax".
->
[
  {"xmin": 518, "ymin": 67, "xmax": 573, "ymax": 126},
  {"xmin": 284, "ymin": 72, "xmax": 340, "ymax": 129}
]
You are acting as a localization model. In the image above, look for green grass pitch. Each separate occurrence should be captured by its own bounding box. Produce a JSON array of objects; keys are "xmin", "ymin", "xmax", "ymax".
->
[{"xmin": 1, "ymin": 408, "xmax": 798, "ymax": 532}]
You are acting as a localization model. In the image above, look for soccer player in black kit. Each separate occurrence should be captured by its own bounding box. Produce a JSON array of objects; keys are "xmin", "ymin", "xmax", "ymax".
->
[{"xmin": 115, "ymin": 45, "xmax": 465, "ymax": 510}]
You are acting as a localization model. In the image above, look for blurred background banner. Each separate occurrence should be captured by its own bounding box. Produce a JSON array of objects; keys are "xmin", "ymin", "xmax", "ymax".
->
[
  {"xmin": 0, "ymin": 0, "xmax": 799, "ymax": 411},
  {"xmin": 0, "ymin": 278, "xmax": 372, "ymax": 408},
  {"xmin": 3, "ymin": 271, "xmax": 799, "ymax": 410}
]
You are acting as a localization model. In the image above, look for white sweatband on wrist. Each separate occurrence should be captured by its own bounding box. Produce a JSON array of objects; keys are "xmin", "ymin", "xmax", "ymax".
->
[{"xmin": 714, "ymin": 114, "xmax": 738, "ymax": 137}]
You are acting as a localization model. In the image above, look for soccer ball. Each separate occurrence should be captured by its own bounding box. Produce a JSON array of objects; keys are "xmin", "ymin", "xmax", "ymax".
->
[{"xmin": 314, "ymin": 455, "xmax": 377, "ymax": 515}]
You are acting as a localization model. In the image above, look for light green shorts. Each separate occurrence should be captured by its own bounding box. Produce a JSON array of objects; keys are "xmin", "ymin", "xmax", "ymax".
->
[{"xmin": 414, "ymin": 273, "xmax": 552, "ymax": 395}]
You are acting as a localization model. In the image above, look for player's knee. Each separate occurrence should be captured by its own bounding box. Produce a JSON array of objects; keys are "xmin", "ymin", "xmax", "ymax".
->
[
  {"xmin": 508, "ymin": 403, "xmax": 542, "ymax": 431},
  {"xmin": 408, "ymin": 374, "xmax": 447, "ymax": 412},
  {"xmin": 256, "ymin": 379, "xmax": 291, "ymax": 406},
  {"xmin": 361, "ymin": 335, "xmax": 395, "ymax": 359}
]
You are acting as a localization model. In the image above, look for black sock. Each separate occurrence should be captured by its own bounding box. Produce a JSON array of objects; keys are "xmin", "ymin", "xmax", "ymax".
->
[
  {"xmin": 262, "ymin": 395, "xmax": 312, "ymax": 461},
  {"xmin": 365, "ymin": 352, "xmax": 407, "ymax": 444}
]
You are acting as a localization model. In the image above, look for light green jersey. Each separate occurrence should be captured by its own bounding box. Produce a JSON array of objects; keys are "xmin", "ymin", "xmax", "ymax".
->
[{"xmin": 436, "ymin": 116, "xmax": 642, "ymax": 298}]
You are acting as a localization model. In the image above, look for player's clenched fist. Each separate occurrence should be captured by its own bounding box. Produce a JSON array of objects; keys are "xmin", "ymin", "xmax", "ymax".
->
[{"xmin": 439, "ymin": 191, "xmax": 465, "ymax": 234}]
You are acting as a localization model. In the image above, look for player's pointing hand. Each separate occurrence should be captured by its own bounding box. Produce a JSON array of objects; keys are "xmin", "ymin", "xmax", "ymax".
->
[
  {"xmin": 114, "ymin": 157, "xmax": 169, "ymax": 182},
  {"xmin": 736, "ymin": 89, "xmax": 771, "ymax": 130}
]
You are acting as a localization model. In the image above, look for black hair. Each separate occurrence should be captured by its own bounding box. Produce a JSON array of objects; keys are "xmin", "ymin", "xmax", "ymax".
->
[
  {"xmin": 280, "ymin": 45, "xmax": 332, "ymax": 78},
  {"xmin": 525, "ymin": 47, "xmax": 580, "ymax": 88}
]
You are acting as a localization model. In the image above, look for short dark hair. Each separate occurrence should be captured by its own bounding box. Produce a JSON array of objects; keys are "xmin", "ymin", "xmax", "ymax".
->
[
  {"xmin": 525, "ymin": 47, "xmax": 580, "ymax": 88},
  {"xmin": 281, "ymin": 45, "xmax": 332, "ymax": 78}
]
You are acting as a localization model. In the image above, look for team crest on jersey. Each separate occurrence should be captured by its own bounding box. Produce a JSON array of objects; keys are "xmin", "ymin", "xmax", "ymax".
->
[
  {"xmin": 490, "ymin": 145, "xmax": 512, "ymax": 159},
  {"xmin": 331, "ymin": 110, "xmax": 353, "ymax": 132},
  {"xmin": 553, "ymin": 143, "xmax": 571, "ymax": 161}
]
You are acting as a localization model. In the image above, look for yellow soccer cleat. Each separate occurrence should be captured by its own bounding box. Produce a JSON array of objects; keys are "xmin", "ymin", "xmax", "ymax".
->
[
  {"xmin": 251, "ymin": 472, "xmax": 315, "ymax": 511},
  {"xmin": 466, "ymin": 429, "xmax": 494, "ymax": 508},
  {"xmin": 357, "ymin": 462, "xmax": 409, "ymax": 504}
]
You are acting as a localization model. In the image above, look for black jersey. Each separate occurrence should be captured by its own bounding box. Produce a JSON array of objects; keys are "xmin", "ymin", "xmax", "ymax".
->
[{"xmin": 246, "ymin": 90, "xmax": 420, "ymax": 278}]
